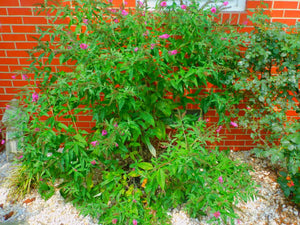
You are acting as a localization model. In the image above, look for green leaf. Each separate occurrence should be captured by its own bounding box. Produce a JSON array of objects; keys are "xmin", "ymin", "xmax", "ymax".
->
[
  {"xmin": 143, "ymin": 136, "xmax": 156, "ymax": 157},
  {"xmin": 137, "ymin": 162, "xmax": 153, "ymax": 171},
  {"xmin": 128, "ymin": 170, "xmax": 140, "ymax": 177},
  {"xmin": 59, "ymin": 54, "xmax": 65, "ymax": 64},
  {"xmin": 157, "ymin": 169, "xmax": 166, "ymax": 191},
  {"xmin": 73, "ymin": 134, "xmax": 87, "ymax": 145}
]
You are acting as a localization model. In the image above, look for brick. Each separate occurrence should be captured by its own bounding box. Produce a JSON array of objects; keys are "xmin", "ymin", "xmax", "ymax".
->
[
  {"xmin": 23, "ymin": 17, "xmax": 48, "ymax": 24},
  {"xmin": 77, "ymin": 115, "xmax": 93, "ymax": 121},
  {"xmin": 5, "ymin": 86, "xmax": 21, "ymax": 93},
  {"xmin": 272, "ymin": 18, "xmax": 297, "ymax": 26},
  {"xmin": 232, "ymin": 146, "xmax": 253, "ymax": 151},
  {"xmin": 284, "ymin": 10, "xmax": 300, "ymax": 18},
  {"xmin": 9, "ymin": 65, "xmax": 24, "ymax": 72},
  {"xmin": 0, "ymin": 58, "xmax": 19, "ymax": 65},
  {"xmin": 225, "ymin": 140, "xmax": 245, "ymax": 146},
  {"xmin": 52, "ymin": 17, "xmax": 70, "ymax": 25},
  {"xmin": 0, "ymin": 66, "xmax": 9, "ymax": 72},
  {"xmin": 246, "ymin": 1, "xmax": 272, "ymax": 9},
  {"xmin": 270, "ymin": 10, "xmax": 284, "ymax": 17},
  {"xmin": 274, "ymin": 1, "xmax": 298, "ymax": 9},
  {"xmin": 0, "ymin": 17, "xmax": 23, "ymax": 24},
  {"xmin": 0, "ymin": 0, "xmax": 19, "ymax": 6},
  {"xmin": 0, "ymin": 51, "xmax": 5, "ymax": 57},
  {"xmin": 76, "ymin": 122, "xmax": 91, "ymax": 128},
  {"xmin": 0, "ymin": 80, "xmax": 12, "ymax": 86},
  {"xmin": 0, "ymin": 42, "xmax": 15, "ymax": 49},
  {"xmin": 0, "ymin": 25, "xmax": 11, "ymax": 33},
  {"xmin": 1, "ymin": 73, "xmax": 19, "ymax": 79},
  {"xmin": 230, "ymin": 13, "xmax": 239, "ymax": 25},
  {"xmin": 0, "ymin": 88, "xmax": 4, "ymax": 93},
  {"xmin": 222, "ymin": 13, "xmax": 230, "ymax": 23},
  {"xmin": 0, "ymin": 94, "xmax": 15, "ymax": 101},
  {"xmin": 236, "ymin": 135, "xmax": 252, "ymax": 140},
  {"xmin": 26, "ymin": 34, "xmax": 50, "ymax": 42},
  {"xmin": 12, "ymin": 25, "xmax": 37, "ymax": 33},
  {"xmin": 16, "ymin": 42, "xmax": 38, "ymax": 49},
  {"xmin": 0, "ymin": 8, "xmax": 7, "ymax": 15},
  {"xmin": 12, "ymin": 80, "xmax": 31, "ymax": 87},
  {"xmin": 19, "ymin": 58, "xmax": 34, "ymax": 65},
  {"xmin": 6, "ymin": 50, "xmax": 29, "ymax": 57},
  {"xmin": 7, "ymin": 8, "xmax": 33, "ymax": 16},
  {"xmin": 2, "ymin": 34, "xmax": 26, "ymax": 41},
  {"xmin": 223, "ymin": 135, "xmax": 236, "ymax": 140},
  {"xmin": 20, "ymin": 0, "xmax": 45, "ymax": 6}
]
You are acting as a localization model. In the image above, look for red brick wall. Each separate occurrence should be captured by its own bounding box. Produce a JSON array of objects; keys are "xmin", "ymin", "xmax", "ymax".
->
[{"xmin": 0, "ymin": 0, "xmax": 299, "ymax": 151}]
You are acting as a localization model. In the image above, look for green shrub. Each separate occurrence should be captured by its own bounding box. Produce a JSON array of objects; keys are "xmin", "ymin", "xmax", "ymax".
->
[
  {"xmin": 235, "ymin": 7, "xmax": 300, "ymax": 205},
  {"xmin": 8, "ymin": 0, "xmax": 258, "ymax": 224}
]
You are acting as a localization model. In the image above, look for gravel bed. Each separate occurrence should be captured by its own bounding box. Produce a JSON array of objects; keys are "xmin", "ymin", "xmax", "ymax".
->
[{"xmin": 0, "ymin": 151, "xmax": 299, "ymax": 225}]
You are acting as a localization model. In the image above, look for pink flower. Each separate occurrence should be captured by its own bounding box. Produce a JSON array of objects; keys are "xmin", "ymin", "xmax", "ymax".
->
[
  {"xmin": 221, "ymin": 37, "xmax": 227, "ymax": 40},
  {"xmin": 138, "ymin": 1, "xmax": 143, "ymax": 6},
  {"xmin": 124, "ymin": 1, "xmax": 128, "ymax": 5},
  {"xmin": 35, "ymin": 128, "xmax": 40, "ymax": 132},
  {"xmin": 247, "ymin": 106, "xmax": 251, "ymax": 110},
  {"xmin": 32, "ymin": 92, "xmax": 39, "ymax": 102},
  {"xmin": 133, "ymin": 199, "xmax": 137, "ymax": 203},
  {"xmin": 80, "ymin": 43, "xmax": 88, "ymax": 49},
  {"xmin": 74, "ymin": 168, "xmax": 78, "ymax": 172},
  {"xmin": 218, "ymin": 176, "xmax": 223, "ymax": 183},
  {"xmin": 112, "ymin": 218, "xmax": 118, "ymax": 224},
  {"xmin": 223, "ymin": 1, "xmax": 229, "ymax": 6},
  {"xmin": 181, "ymin": 5, "xmax": 187, "ymax": 9},
  {"xmin": 168, "ymin": 50, "xmax": 178, "ymax": 55},
  {"xmin": 160, "ymin": 1, "xmax": 167, "ymax": 6},
  {"xmin": 151, "ymin": 43, "xmax": 155, "ymax": 49},
  {"xmin": 114, "ymin": 19, "xmax": 119, "ymax": 23},
  {"xmin": 39, "ymin": 178, "xmax": 43, "ymax": 181},
  {"xmin": 83, "ymin": 19, "xmax": 88, "ymax": 24},
  {"xmin": 6, "ymin": 105, "xmax": 10, "ymax": 109},
  {"xmin": 102, "ymin": 129, "xmax": 108, "ymax": 136},
  {"xmin": 213, "ymin": 211, "xmax": 220, "ymax": 219},
  {"xmin": 133, "ymin": 220, "xmax": 138, "ymax": 225},
  {"xmin": 91, "ymin": 160, "xmax": 97, "ymax": 165},
  {"xmin": 0, "ymin": 129, "xmax": 2, "ymax": 132},
  {"xmin": 121, "ymin": 10, "xmax": 128, "ymax": 16},
  {"xmin": 132, "ymin": 168, "xmax": 135, "ymax": 171},
  {"xmin": 134, "ymin": 47, "xmax": 139, "ymax": 52},
  {"xmin": 22, "ymin": 74, "xmax": 28, "ymax": 80},
  {"xmin": 230, "ymin": 121, "xmax": 238, "ymax": 128},
  {"xmin": 67, "ymin": 46, "xmax": 72, "ymax": 49},
  {"xmin": 216, "ymin": 125, "xmax": 222, "ymax": 133},
  {"xmin": 17, "ymin": 155, "xmax": 23, "ymax": 159},
  {"xmin": 110, "ymin": 9, "xmax": 117, "ymax": 13},
  {"xmin": 114, "ymin": 123, "xmax": 118, "ymax": 127},
  {"xmin": 206, "ymin": 119, "xmax": 209, "ymax": 122},
  {"xmin": 143, "ymin": 30, "xmax": 149, "ymax": 36},
  {"xmin": 211, "ymin": 7, "xmax": 217, "ymax": 13},
  {"xmin": 1, "ymin": 139, "xmax": 5, "ymax": 145},
  {"xmin": 243, "ymin": 20, "xmax": 248, "ymax": 25},
  {"xmin": 159, "ymin": 34, "xmax": 170, "ymax": 39},
  {"xmin": 12, "ymin": 75, "xmax": 16, "ymax": 79},
  {"xmin": 91, "ymin": 141, "xmax": 99, "ymax": 147}
]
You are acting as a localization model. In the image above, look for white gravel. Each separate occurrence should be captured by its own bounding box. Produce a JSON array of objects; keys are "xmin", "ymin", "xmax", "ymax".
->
[{"xmin": 0, "ymin": 151, "xmax": 299, "ymax": 225}]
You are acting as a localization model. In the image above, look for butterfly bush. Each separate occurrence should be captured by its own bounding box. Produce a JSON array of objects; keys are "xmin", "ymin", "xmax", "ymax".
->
[{"xmin": 10, "ymin": 0, "xmax": 259, "ymax": 224}]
